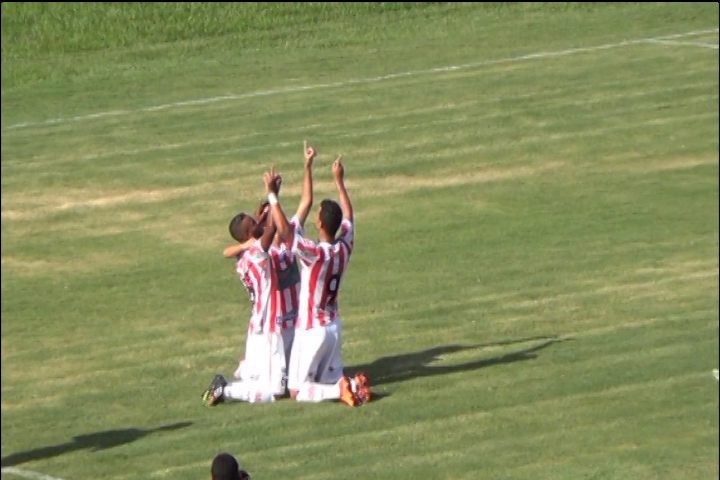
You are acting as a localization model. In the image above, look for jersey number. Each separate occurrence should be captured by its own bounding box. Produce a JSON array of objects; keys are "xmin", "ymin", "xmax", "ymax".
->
[{"xmin": 326, "ymin": 273, "xmax": 341, "ymax": 304}]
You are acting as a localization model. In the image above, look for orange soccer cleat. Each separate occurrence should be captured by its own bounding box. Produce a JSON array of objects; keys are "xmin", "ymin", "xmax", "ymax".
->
[
  {"xmin": 339, "ymin": 375, "xmax": 358, "ymax": 407},
  {"xmin": 352, "ymin": 372, "xmax": 371, "ymax": 405}
]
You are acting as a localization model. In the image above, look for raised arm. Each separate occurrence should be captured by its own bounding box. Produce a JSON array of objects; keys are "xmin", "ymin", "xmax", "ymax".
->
[
  {"xmin": 332, "ymin": 155, "xmax": 353, "ymax": 223},
  {"xmin": 294, "ymin": 140, "xmax": 315, "ymax": 227},
  {"xmin": 258, "ymin": 201, "xmax": 276, "ymax": 252},
  {"xmin": 264, "ymin": 169, "xmax": 294, "ymax": 245}
]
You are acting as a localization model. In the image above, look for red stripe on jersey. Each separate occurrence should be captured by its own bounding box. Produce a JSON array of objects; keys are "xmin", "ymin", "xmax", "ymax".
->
[{"xmin": 306, "ymin": 248, "xmax": 325, "ymax": 329}]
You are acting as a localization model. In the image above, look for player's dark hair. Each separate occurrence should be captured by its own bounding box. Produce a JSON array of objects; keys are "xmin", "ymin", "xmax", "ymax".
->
[
  {"xmin": 319, "ymin": 199, "xmax": 343, "ymax": 238},
  {"xmin": 229, "ymin": 213, "xmax": 249, "ymax": 243}
]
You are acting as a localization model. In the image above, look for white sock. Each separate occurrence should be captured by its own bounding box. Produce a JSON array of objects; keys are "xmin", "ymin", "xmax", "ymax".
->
[
  {"xmin": 223, "ymin": 381, "xmax": 275, "ymax": 403},
  {"xmin": 295, "ymin": 380, "xmax": 342, "ymax": 402}
]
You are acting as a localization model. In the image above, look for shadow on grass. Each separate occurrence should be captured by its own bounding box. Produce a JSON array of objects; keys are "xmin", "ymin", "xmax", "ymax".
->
[
  {"xmin": 345, "ymin": 335, "xmax": 564, "ymax": 388},
  {"xmin": 1, "ymin": 421, "xmax": 192, "ymax": 467}
]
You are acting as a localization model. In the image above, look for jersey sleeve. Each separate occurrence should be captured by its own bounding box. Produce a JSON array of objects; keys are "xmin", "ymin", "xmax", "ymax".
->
[
  {"xmin": 338, "ymin": 219, "xmax": 354, "ymax": 254},
  {"xmin": 287, "ymin": 215, "xmax": 303, "ymax": 247}
]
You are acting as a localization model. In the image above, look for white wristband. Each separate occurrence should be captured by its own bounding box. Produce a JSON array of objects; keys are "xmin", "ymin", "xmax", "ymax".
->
[{"xmin": 267, "ymin": 193, "xmax": 278, "ymax": 205}]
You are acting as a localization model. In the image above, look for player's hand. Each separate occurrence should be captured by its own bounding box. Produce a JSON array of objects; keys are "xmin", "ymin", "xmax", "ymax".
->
[
  {"xmin": 332, "ymin": 155, "xmax": 344, "ymax": 182},
  {"xmin": 304, "ymin": 140, "xmax": 316, "ymax": 167},
  {"xmin": 273, "ymin": 174, "xmax": 282, "ymax": 194},
  {"xmin": 264, "ymin": 166, "xmax": 281, "ymax": 194}
]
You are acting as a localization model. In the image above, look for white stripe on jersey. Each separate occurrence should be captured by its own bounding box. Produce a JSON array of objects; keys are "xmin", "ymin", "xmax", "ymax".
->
[{"xmin": 292, "ymin": 219, "xmax": 354, "ymax": 329}]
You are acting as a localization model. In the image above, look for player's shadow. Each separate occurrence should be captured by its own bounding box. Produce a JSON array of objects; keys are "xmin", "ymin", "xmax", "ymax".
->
[
  {"xmin": 0, "ymin": 421, "xmax": 192, "ymax": 467},
  {"xmin": 346, "ymin": 335, "xmax": 564, "ymax": 392}
]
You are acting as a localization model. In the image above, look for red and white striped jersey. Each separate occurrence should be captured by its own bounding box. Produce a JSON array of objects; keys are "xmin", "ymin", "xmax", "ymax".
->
[
  {"xmin": 292, "ymin": 219, "xmax": 354, "ymax": 329},
  {"xmin": 269, "ymin": 238, "xmax": 300, "ymax": 329},
  {"xmin": 235, "ymin": 240, "xmax": 278, "ymax": 334}
]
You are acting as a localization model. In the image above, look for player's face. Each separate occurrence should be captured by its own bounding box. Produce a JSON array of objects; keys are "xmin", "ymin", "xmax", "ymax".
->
[{"xmin": 240, "ymin": 216, "xmax": 262, "ymax": 240}]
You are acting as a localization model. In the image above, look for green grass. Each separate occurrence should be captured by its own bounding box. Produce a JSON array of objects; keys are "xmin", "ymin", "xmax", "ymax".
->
[{"xmin": 2, "ymin": 2, "xmax": 719, "ymax": 479}]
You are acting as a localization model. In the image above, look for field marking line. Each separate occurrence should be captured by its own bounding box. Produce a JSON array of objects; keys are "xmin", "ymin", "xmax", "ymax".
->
[
  {"xmin": 646, "ymin": 38, "xmax": 719, "ymax": 49},
  {"xmin": 5, "ymin": 77, "xmax": 715, "ymax": 168},
  {"xmin": 0, "ymin": 468, "xmax": 65, "ymax": 480},
  {"xmin": 3, "ymin": 27, "xmax": 718, "ymax": 132},
  {"xmin": 713, "ymin": 369, "xmax": 719, "ymax": 381}
]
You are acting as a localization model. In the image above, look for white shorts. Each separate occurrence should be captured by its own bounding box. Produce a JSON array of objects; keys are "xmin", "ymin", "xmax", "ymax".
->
[
  {"xmin": 287, "ymin": 318, "xmax": 343, "ymax": 391},
  {"xmin": 241, "ymin": 331, "xmax": 287, "ymax": 396}
]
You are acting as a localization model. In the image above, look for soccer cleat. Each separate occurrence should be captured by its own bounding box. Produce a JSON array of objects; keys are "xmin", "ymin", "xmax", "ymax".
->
[
  {"xmin": 338, "ymin": 375, "xmax": 357, "ymax": 407},
  {"xmin": 202, "ymin": 374, "xmax": 228, "ymax": 406},
  {"xmin": 352, "ymin": 372, "xmax": 371, "ymax": 405}
]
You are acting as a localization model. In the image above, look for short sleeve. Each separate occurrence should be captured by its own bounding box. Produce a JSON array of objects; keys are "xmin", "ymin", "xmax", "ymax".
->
[{"xmin": 339, "ymin": 219, "xmax": 354, "ymax": 253}]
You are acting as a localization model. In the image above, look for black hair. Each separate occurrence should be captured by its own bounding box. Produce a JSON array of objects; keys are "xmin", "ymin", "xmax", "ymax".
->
[
  {"xmin": 319, "ymin": 199, "xmax": 343, "ymax": 237},
  {"xmin": 229, "ymin": 213, "xmax": 249, "ymax": 243}
]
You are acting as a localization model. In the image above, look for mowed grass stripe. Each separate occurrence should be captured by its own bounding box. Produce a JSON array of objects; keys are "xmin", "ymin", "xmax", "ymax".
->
[
  {"xmin": 1, "ymin": 107, "xmax": 715, "ymax": 202},
  {"xmin": 3, "ymin": 63, "xmax": 715, "ymax": 172},
  {"xmin": 6, "ymin": 305, "xmax": 714, "ymax": 392},
  {"xmin": 3, "ymin": 158, "xmax": 716, "ymax": 356},
  {"xmin": 2, "ymin": 98, "xmax": 716, "ymax": 194},
  {"xmin": 96, "ymin": 364, "xmax": 715, "ymax": 479},
  {"xmin": 2, "ymin": 155, "xmax": 715, "ymax": 286},
  {"xmin": 3, "ymin": 304, "xmax": 715, "ymax": 433},
  {"xmin": 2, "ymin": 23, "xmax": 716, "ymax": 132},
  {"xmin": 2, "ymin": 98, "xmax": 715, "ymax": 203},
  {"xmin": 111, "ymin": 371, "xmax": 715, "ymax": 480},
  {"xmin": 2, "ymin": 40, "xmax": 717, "ymax": 170},
  {"xmin": 2, "ymin": 104, "xmax": 716, "ymax": 218}
]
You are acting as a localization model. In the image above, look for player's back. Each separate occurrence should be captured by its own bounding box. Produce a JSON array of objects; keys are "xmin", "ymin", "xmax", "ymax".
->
[
  {"xmin": 236, "ymin": 241, "xmax": 277, "ymax": 333},
  {"xmin": 295, "ymin": 234, "xmax": 352, "ymax": 329}
]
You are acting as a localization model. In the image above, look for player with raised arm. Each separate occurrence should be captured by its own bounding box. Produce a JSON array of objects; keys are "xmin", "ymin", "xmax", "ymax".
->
[
  {"xmin": 221, "ymin": 142, "xmax": 316, "ymax": 384},
  {"xmin": 266, "ymin": 141, "xmax": 316, "ymax": 369},
  {"xmin": 201, "ymin": 182, "xmax": 285, "ymax": 405},
  {"xmin": 265, "ymin": 155, "xmax": 370, "ymax": 407}
]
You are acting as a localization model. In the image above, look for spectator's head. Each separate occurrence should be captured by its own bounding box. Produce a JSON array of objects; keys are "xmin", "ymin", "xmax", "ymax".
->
[
  {"xmin": 211, "ymin": 452, "xmax": 250, "ymax": 480},
  {"xmin": 316, "ymin": 198, "xmax": 342, "ymax": 238}
]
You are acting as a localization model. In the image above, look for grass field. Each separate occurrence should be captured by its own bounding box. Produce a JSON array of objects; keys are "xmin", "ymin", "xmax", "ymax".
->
[{"xmin": 1, "ymin": 2, "xmax": 719, "ymax": 479}]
